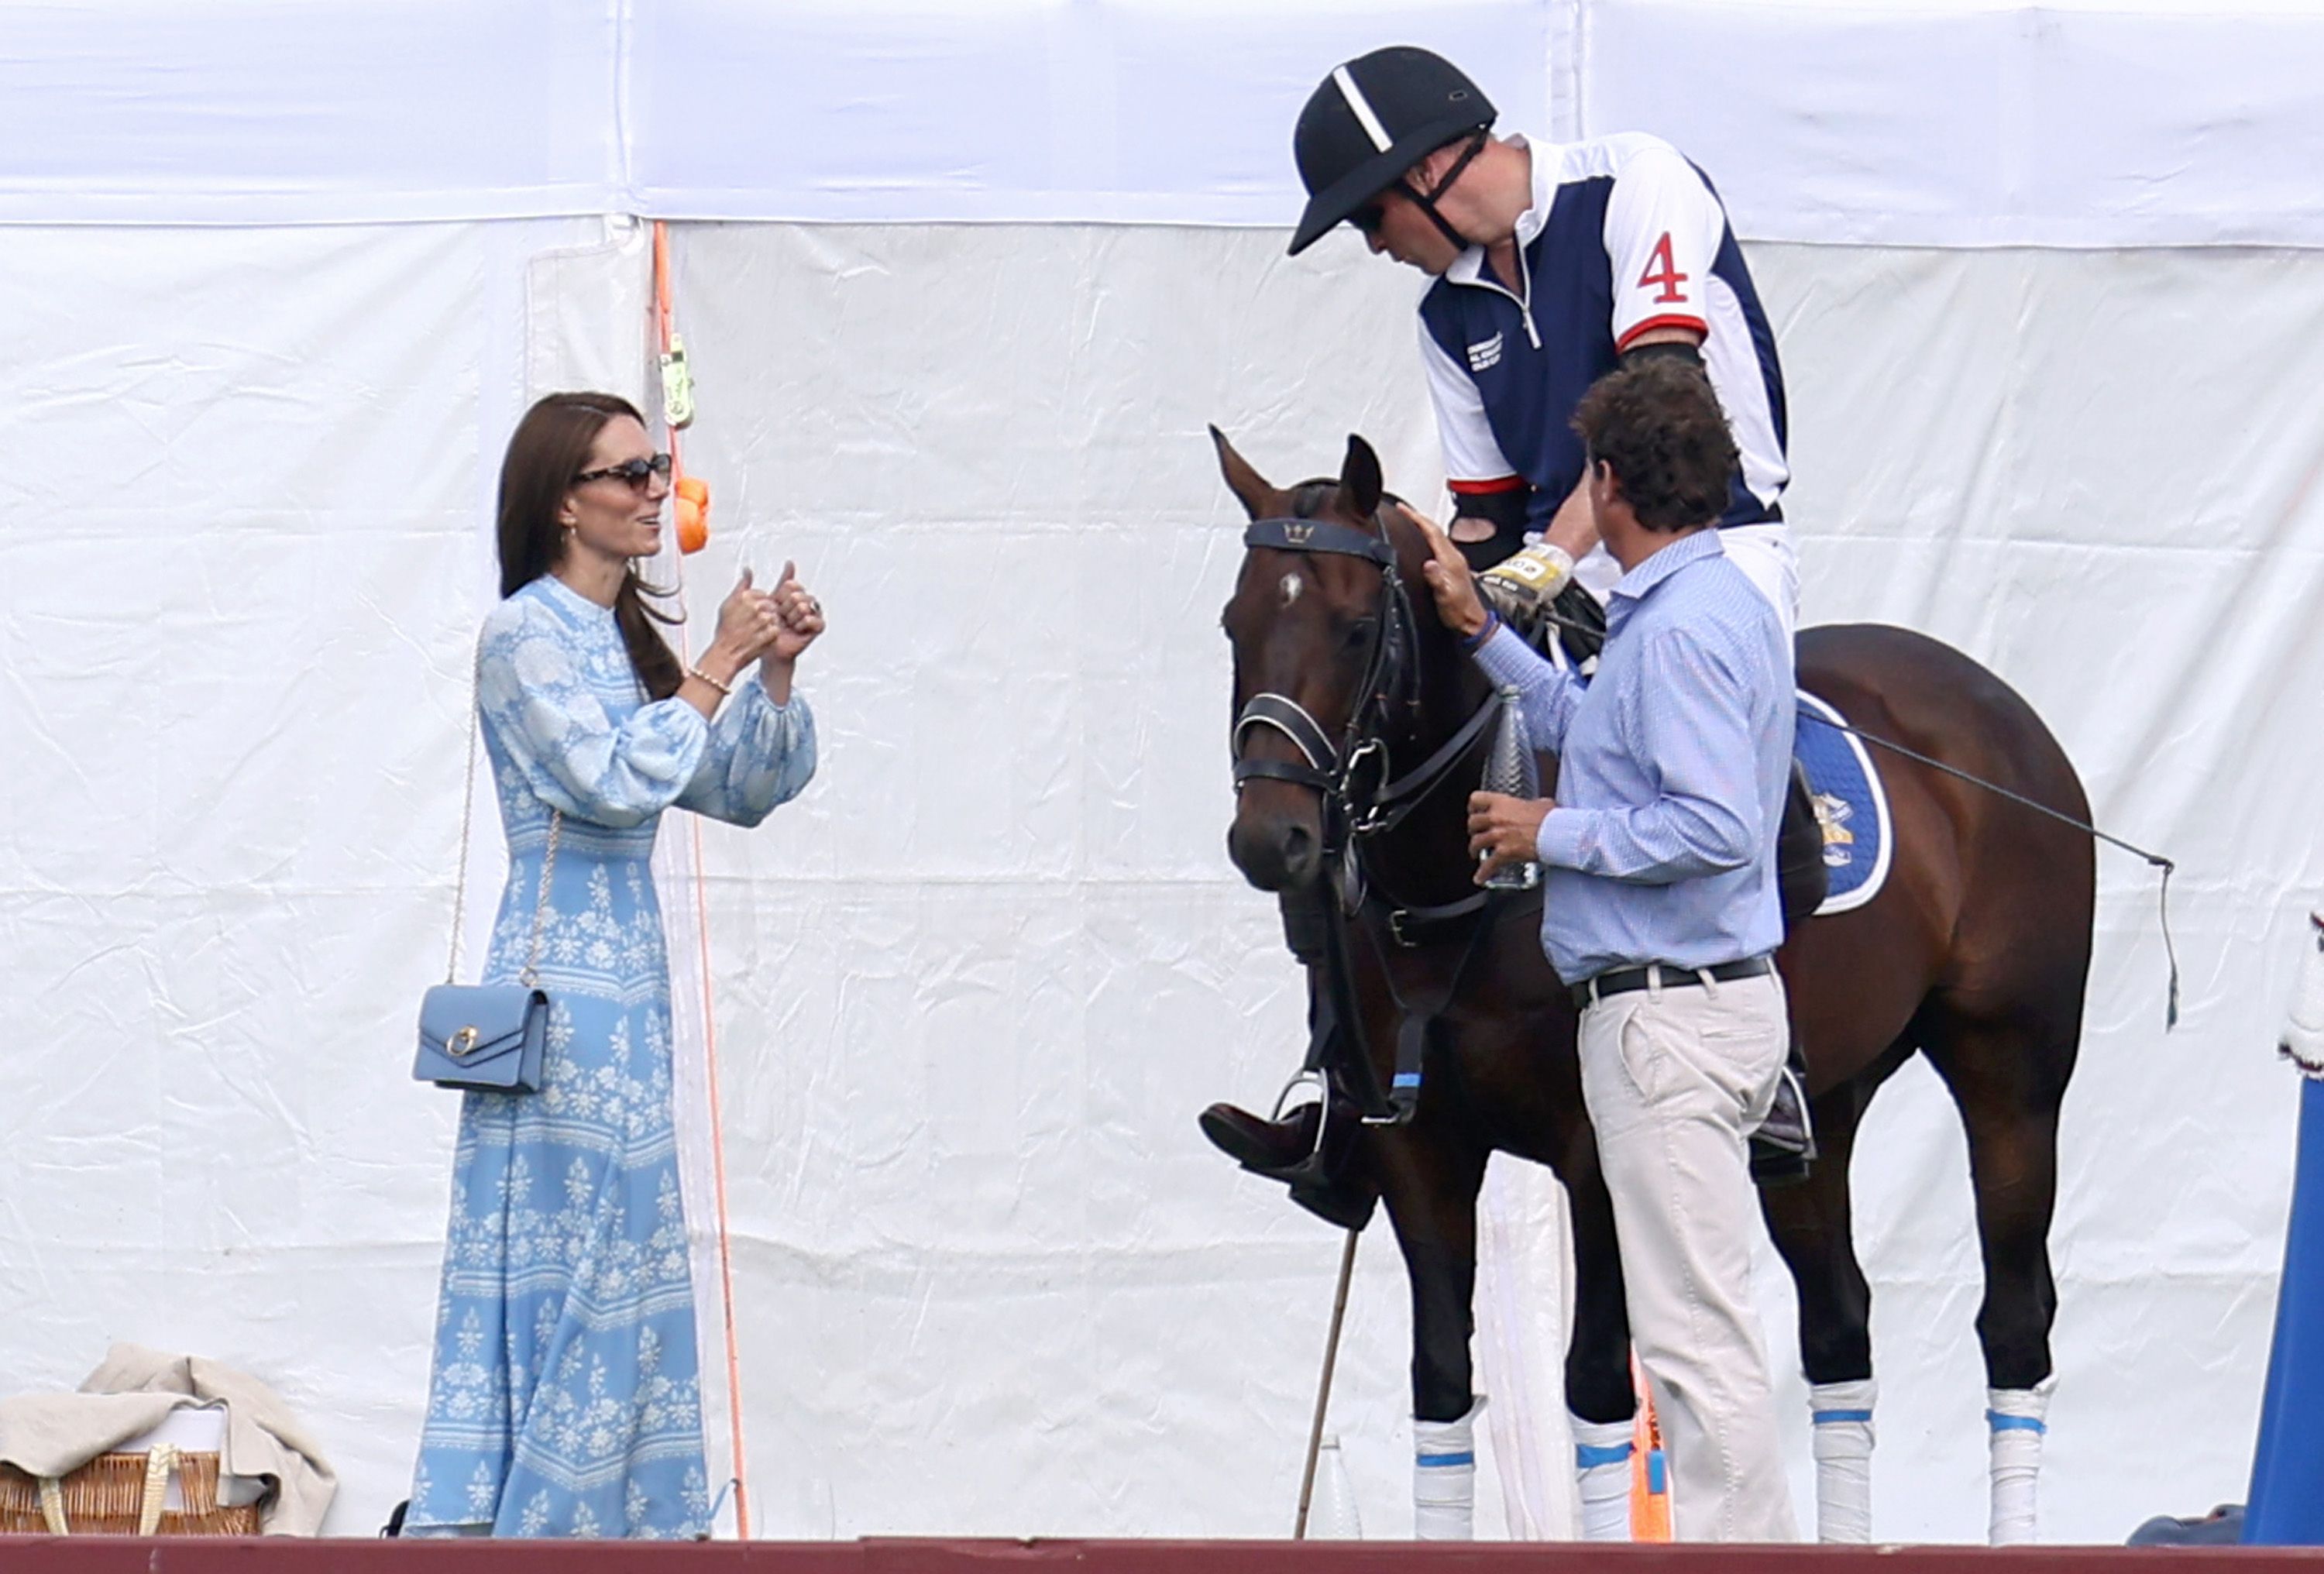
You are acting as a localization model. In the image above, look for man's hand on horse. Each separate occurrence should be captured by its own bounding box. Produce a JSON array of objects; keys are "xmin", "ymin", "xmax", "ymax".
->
[
  {"xmin": 1467, "ymin": 791, "xmax": 1551, "ymax": 885},
  {"xmin": 1408, "ymin": 506, "xmax": 1492, "ymax": 640}
]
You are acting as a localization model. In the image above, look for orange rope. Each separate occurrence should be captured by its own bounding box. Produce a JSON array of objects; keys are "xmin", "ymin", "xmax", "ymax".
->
[{"xmin": 656, "ymin": 219, "xmax": 751, "ymax": 1538}]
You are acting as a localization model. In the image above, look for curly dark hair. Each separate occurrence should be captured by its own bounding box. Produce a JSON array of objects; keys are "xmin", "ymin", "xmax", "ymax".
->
[{"xmin": 1570, "ymin": 358, "xmax": 1738, "ymax": 531}]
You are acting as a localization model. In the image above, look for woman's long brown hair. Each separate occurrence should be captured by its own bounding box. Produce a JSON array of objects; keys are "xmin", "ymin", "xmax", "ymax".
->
[{"xmin": 497, "ymin": 392, "xmax": 686, "ymax": 700}]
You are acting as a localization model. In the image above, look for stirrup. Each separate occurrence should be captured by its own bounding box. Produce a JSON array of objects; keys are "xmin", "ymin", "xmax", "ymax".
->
[
  {"xmin": 1750, "ymin": 1060, "xmax": 1817, "ymax": 1188},
  {"xmin": 1269, "ymin": 1070, "xmax": 1331, "ymax": 1167},
  {"xmin": 1275, "ymin": 1071, "xmax": 1380, "ymax": 1230},
  {"xmin": 1755, "ymin": 1060, "xmax": 1817, "ymax": 1156}
]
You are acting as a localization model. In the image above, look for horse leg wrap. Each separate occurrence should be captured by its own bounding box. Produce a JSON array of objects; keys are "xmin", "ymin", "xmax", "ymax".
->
[
  {"xmin": 1412, "ymin": 1400, "xmax": 1482, "ymax": 1541},
  {"xmin": 1808, "ymin": 1378, "xmax": 1877, "ymax": 1543},
  {"xmin": 1570, "ymin": 1414, "xmax": 1634, "ymax": 1541},
  {"xmin": 1986, "ymin": 1381, "xmax": 2054, "ymax": 1545}
]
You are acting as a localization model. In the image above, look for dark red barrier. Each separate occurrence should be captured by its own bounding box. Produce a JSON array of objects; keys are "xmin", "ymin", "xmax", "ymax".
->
[{"xmin": 2, "ymin": 1541, "xmax": 2320, "ymax": 1572}]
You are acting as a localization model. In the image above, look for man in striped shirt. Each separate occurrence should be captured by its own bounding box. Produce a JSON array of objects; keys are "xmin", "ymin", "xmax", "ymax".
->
[{"xmin": 1431, "ymin": 356, "xmax": 1799, "ymax": 1542}]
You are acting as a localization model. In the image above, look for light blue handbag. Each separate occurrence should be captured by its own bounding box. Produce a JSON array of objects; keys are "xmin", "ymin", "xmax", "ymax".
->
[
  {"xmin": 414, "ymin": 684, "xmax": 562, "ymax": 1094},
  {"xmin": 416, "ymin": 980, "xmax": 548, "ymax": 1092}
]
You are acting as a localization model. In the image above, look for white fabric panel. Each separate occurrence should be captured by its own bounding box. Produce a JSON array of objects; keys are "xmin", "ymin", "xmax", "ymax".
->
[
  {"xmin": 0, "ymin": 215, "xmax": 607, "ymax": 1534},
  {"xmin": 1474, "ymin": 1158, "xmax": 1579, "ymax": 1537},
  {"xmin": 627, "ymin": 0, "xmax": 1551, "ymax": 225},
  {"xmin": 0, "ymin": 1, "xmax": 623, "ymax": 225},
  {"xmin": 1587, "ymin": 2, "xmax": 2324, "ymax": 249},
  {"xmin": 12, "ymin": 0, "xmax": 2324, "ymax": 248},
  {"xmin": 524, "ymin": 219, "xmax": 654, "ymax": 414}
]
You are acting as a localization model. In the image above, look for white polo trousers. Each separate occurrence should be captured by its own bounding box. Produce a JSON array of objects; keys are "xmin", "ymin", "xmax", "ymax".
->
[
  {"xmin": 1714, "ymin": 522, "xmax": 1799, "ymax": 641},
  {"xmin": 1577, "ymin": 967, "xmax": 1800, "ymax": 1543},
  {"xmin": 1573, "ymin": 521, "xmax": 1799, "ymax": 640}
]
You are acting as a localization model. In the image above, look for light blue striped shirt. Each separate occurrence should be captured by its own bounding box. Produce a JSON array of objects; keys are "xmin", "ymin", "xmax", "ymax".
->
[{"xmin": 1473, "ymin": 528, "xmax": 1793, "ymax": 983}]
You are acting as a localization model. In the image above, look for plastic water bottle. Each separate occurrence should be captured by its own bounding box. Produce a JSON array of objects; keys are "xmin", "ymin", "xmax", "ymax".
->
[
  {"xmin": 1481, "ymin": 685, "xmax": 1542, "ymax": 891},
  {"xmin": 1309, "ymin": 1435, "xmax": 1363, "ymax": 1539}
]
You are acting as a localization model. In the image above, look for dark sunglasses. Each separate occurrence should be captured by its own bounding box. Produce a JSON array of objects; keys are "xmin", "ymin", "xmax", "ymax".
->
[
  {"xmin": 1349, "ymin": 199, "xmax": 1387, "ymax": 236},
  {"xmin": 573, "ymin": 452, "xmax": 674, "ymax": 490}
]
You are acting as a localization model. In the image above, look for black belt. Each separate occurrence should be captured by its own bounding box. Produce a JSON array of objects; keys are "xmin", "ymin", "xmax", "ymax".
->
[{"xmin": 1570, "ymin": 954, "xmax": 1775, "ymax": 1010}]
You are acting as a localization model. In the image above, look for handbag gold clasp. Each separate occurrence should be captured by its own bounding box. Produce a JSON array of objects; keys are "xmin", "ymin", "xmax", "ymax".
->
[{"xmin": 448, "ymin": 1026, "xmax": 480, "ymax": 1058}]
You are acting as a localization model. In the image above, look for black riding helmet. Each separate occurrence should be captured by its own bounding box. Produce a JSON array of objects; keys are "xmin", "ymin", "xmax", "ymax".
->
[{"xmin": 1289, "ymin": 46, "xmax": 1497, "ymax": 256}]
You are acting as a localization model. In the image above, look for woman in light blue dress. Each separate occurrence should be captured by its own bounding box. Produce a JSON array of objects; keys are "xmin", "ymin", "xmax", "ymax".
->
[{"xmin": 407, "ymin": 392, "xmax": 821, "ymax": 1538}]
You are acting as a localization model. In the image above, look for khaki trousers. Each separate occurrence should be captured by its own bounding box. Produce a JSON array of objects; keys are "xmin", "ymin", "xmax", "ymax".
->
[{"xmin": 1578, "ymin": 967, "xmax": 1799, "ymax": 1542}]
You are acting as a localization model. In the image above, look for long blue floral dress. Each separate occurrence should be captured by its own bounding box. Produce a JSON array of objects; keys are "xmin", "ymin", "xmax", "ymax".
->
[{"xmin": 407, "ymin": 573, "xmax": 815, "ymax": 1538}]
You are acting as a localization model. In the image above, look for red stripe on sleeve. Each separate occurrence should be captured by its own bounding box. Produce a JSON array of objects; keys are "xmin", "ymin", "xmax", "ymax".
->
[
  {"xmin": 1616, "ymin": 314, "xmax": 1709, "ymax": 353},
  {"xmin": 1448, "ymin": 475, "xmax": 1526, "ymax": 496}
]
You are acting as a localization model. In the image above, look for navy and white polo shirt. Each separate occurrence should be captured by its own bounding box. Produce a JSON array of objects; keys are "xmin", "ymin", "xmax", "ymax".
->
[{"xmin": 1419, "ymin": 132, "xmax": 1789, "ymax": 532}]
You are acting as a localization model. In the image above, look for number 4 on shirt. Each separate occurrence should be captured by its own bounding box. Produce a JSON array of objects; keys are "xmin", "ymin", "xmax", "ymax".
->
[{"xmin": 1638, "ymin": 232, "xmax": 1690, "ymax": 304}]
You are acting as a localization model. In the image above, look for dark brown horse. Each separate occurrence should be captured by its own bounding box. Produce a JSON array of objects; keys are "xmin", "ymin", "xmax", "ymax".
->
[{"xmin": 1212, "ymin": 430, "xmax": 2093, "ymax": 1542}]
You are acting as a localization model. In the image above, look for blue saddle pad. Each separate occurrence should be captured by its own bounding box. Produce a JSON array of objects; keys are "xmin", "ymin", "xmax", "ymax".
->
[{"xmin": 1793, "ymin": 690, "xmax": 1893, "ymax": 916}]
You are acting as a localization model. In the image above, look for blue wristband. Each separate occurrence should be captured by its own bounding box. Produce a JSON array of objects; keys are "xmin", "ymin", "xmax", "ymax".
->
[{"xmin": 1459, "ymin": 610, "xmax": 1501, "ymax": 653}]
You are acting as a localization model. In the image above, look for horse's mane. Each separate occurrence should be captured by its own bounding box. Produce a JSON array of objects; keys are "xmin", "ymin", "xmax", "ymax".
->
[{"xmin": 1286, "ymin": 479, "xmax": 1336, "ymax": 518}]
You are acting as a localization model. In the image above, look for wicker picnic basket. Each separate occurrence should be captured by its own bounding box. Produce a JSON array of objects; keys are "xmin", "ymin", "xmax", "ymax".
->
[{"xmin": 0, "ymin": 1445, "xmax": 263, "ymax": 1536}]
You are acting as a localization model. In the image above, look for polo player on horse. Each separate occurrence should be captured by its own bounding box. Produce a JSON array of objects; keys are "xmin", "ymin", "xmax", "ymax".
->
[{"xmin": 1201, "ymin": 45, "xmax": 1826, "ymax": 1191}]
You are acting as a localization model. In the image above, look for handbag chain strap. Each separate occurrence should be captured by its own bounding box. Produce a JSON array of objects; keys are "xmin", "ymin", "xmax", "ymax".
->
[
  {"xmin": 445, "ymin": 637, "xmax": 562, "ymax": 989},
  {"xmin": 520, "ymin": 810, "xmax": 562, "ymax": 990}
]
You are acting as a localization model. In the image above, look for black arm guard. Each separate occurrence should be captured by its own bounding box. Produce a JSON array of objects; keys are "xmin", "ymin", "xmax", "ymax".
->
[{"xmin": 1449, "ymin": 486, "xmax": 1532, "ymax": 572}]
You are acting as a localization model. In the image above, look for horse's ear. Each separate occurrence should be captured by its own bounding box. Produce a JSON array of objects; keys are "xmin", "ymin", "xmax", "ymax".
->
[
  {"xmin": 1210, "ymin": 424, "xmax": 1279, "ymax": 521},
  {"xmin": 1337, "ymin": 435, "xmax": 1384, "ymax": 522}
]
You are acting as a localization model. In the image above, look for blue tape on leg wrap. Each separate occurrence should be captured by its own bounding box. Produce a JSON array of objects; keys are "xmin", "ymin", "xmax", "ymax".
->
[
  {"xmin": 1813, "ymin": 1408, "xmax": 1874, "ymax": 1425},
  {"xmin": 1986, "ymin": 1412, "xmax": 2047, "ymax": 1435},
  {"xmin": 1575, "ymin": 1442, "xmax": 1633, "ymax": 1470},
  {"xmin": 1416, "ymin": 1452, "xmax": 1475, "ymax": 1469}
]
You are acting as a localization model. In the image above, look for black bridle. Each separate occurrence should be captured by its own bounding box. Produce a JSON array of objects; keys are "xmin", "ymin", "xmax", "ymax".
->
[
  {"xmin": 1226, "ymin": 503, "xmax": 1514, "ymax": 1130},
  {"xmin": 1229, "ymin": 514, "xmax": 1412, "ymax": 823},
  {"xmin": 1229, "ymin": 509, "xmax": 1502, "ymax": 860}
]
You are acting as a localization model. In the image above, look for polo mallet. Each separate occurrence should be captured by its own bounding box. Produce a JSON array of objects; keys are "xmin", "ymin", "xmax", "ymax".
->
[{"xmin": 1293, "ymin": 1226, "xmax": 1361, "ymax": 1538}]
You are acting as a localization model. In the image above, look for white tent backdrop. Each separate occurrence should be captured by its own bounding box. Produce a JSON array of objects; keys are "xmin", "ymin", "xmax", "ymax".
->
[
  {"xmin": 14, "ymin": 0, "xmax": 2324, "ymax": 243},
  {"xmin": 2, "ymin": 0, "xmax": 2322, "ymax": 1546}
]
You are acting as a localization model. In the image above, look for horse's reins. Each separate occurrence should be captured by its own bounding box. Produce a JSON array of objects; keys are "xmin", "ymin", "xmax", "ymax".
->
[
  {"xmin": 1798, "ymin": 710, "xmax": 2181, "ymax": 1029},
  {"xmin": 1518, "ymin": 597, "xmax": 2181, "ymax": 1026}
]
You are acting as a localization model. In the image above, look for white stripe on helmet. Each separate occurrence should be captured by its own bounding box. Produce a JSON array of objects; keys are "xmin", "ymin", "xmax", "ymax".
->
[{"xmin": 1332, "ymin": 65, "xmax": 1394, "ymax": 153}]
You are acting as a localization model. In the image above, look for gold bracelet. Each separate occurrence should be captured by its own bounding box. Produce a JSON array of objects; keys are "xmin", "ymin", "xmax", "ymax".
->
[{"xmin": 688, "ymin": 664, "xmax": 732, "ymax": 698}]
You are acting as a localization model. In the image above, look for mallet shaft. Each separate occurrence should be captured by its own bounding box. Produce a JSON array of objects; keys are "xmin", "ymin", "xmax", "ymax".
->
[{"xmin": 1293, "ymin": 1226, "xmax": 1362, "ymax": 1539}]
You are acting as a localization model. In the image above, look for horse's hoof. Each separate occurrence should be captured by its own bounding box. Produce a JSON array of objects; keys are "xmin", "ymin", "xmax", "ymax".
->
[{"xmin": 1199, "ymin": 1101, "xmax": 1321, "ymax": 1171}]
